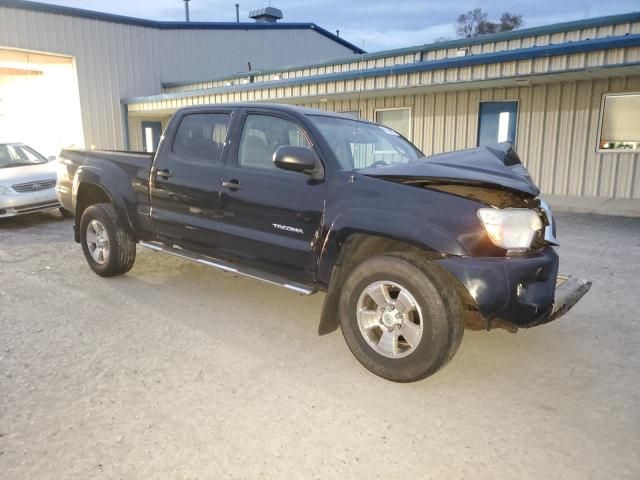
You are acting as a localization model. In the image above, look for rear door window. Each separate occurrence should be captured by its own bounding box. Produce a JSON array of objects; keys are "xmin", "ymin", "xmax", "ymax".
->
[{"xmin": 172, "ymin": 113, "xmax": 231, "ymax": 163}]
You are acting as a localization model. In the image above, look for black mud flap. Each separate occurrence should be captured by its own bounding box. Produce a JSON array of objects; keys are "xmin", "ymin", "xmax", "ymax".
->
[{"xmin": 545, "ymin": 275, "xmax": 592, "ymax": 324}]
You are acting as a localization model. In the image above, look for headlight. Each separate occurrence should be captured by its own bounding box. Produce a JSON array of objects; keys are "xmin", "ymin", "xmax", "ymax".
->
[
  {"xmin": 0, "ymin": 186, "xmax": 13, "ymax": 195},
  {"xmin": 477, "ymin": 208, "xmax": 543, "ymax": 251}
]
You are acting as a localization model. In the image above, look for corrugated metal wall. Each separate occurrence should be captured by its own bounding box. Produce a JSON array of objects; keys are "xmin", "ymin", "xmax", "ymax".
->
[
  {"xmin": 127, "ymin": 44, "xmax": 640, "ymax": 111},
  {"xmin": 0, "ymin": 5, "xmax": 356, "ymax": 150},
  {"xmin": 165, "ymin": 19, "xmax": 640, "ymax": 92},
  {"xmin": 303, "ymin": 76, "xmax": 640, "ymax": 199}
]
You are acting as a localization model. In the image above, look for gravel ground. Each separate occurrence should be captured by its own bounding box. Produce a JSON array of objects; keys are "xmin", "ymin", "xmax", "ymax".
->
[{"xmin": 0, "ymin": 211, "xmax": 639, "ymax": 479}]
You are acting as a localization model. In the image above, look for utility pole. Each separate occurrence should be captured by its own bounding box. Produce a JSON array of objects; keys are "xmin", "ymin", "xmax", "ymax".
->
[
  {"xmin": 235, "ymin": 3, "xmax": 240, "ymax": 23},
  {"xmin": 183, "ymin": 0, "xmax": 190, "ymax": 22}
]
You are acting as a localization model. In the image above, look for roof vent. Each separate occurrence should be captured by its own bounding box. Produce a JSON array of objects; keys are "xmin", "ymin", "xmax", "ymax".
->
[{"xmin": 249, "ymin": 6, "xmax": 283, "ymax": 23}]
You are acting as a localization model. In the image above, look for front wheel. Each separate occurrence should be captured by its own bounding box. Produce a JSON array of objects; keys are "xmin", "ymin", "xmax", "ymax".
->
[
  {"xmin": 339, "ymin": 254, "xmax": 464, "ymax": 382},
  {"xmin": 79, "ymin": 203, "xmax": 136, "ymax": 277}
]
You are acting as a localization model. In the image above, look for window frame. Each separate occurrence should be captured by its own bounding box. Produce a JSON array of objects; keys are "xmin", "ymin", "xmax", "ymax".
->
[
  {"xmin": 170, "ymin": 110, "xmax": 233, "ymax": 163},
  {"xmin": 235, "ymin": 111, "xmax": 318, "ymax": 174},
  {"xmin": 596, "ymin": 91, "xmax": 640, "ymax": 154},
  {"xmin": 374, "ymin": 107, "xmax": 412, "ymax": 141},
  {"xmin": 476, "ymin": 100, "xmax": 520, "ymax": 147}
]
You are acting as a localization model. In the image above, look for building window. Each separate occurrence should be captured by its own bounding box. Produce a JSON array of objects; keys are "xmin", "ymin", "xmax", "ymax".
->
[
  {"xmin": 598, "ymin": 93, "xmax": 640, "ymax": 152},
  {"xmin": 375, "ymin": 108, "xmax": 411, "ymax": 139},
  {"xmin": 477, "ymin": 101, "xmax": 518, "ymax": 146}
]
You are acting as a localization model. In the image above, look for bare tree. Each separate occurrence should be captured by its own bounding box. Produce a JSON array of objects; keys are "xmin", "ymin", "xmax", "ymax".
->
[
  {"xmin": 456, "ymin": 8, "xmax": 488, "ymax": 38},
  {"xmin": 498, "ymin": 12, "xmax": 523, "ymax": 32},
  {"xmin": 456, "ymin": 9, "xmax": 523, "ymax": 38}
]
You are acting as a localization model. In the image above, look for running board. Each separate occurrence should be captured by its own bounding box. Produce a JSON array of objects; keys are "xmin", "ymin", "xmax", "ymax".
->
[{"xmin": 139, "ymin": 241, "xmax": 317, "ymax": 295}]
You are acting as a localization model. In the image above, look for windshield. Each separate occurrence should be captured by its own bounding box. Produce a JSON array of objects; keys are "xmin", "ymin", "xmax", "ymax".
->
[
  {"xmin": 308, "ymin": 115, "xmax": 423, "ymax": 170},
  {"xmin": 0, "ymin": 144, "xmax": 48, "ymax": 169}
]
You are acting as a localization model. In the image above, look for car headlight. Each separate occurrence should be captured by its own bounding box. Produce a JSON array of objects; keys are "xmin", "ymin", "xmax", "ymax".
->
[
  {"xmin": 0, "ymin": 186, "xmax": 13, "ymax": 195},
  {"xmin": 477, "ymin": 208, "xmax": 543, "ymax": 251}
]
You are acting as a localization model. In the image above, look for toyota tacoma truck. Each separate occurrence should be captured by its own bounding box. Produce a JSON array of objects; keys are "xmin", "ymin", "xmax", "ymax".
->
[{"xmin": 57, "ymin": 103, "xmax": 591, "ymax": 382}]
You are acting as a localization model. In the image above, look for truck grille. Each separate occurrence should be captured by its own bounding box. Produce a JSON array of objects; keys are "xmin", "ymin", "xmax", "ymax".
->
[{"xmin": 12, "ymin": 179, "xmax": 56, "ymax": 192}]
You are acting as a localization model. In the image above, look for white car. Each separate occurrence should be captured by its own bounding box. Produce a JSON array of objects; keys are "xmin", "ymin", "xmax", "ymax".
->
[{"xmin": 0, "ymin": 143, "xmax": 62, "ymax": 218}]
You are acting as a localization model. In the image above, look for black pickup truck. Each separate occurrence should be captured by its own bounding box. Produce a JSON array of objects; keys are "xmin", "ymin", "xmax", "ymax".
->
[{"xmin": 57, "ymin": 103, "xmax": 591, "ymax": 382}]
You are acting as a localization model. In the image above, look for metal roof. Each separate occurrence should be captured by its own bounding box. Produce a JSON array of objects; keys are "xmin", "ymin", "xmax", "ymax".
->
[
  {"xmin": 162, "ymin": 10, "xmax": 640, "ymax": 89},
  {"xmin": 0, "ymin": 0, "xmax": 365, "ymax": 53},
  {"xmin": 125, "ymin": 33, "xmax": 640, "ymax": 104}
]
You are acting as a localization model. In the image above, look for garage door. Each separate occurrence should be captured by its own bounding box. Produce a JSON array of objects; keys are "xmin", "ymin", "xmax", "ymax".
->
[{"xmin": 0, "ymin": 48, "xmax": 83, "ymax": 158}]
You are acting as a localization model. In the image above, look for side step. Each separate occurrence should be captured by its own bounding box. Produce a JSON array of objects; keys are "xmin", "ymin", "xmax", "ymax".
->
[{"xmin": 139, "ymin": 241, "xmax": 317, "ymax": 296}]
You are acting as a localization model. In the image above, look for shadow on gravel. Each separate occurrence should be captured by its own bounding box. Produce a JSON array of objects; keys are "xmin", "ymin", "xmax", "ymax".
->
[{"xmin": 0, "ymin": 210, "xmax": 69, "ymax": 230}]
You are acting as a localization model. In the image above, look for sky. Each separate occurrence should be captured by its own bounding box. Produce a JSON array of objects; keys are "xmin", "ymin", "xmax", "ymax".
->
[{"xmin": 39, "ymin": 0, "xmax": 640, "ymax": 52}]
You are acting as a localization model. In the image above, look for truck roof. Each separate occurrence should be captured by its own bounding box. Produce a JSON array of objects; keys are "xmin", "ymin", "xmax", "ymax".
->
[{"xmin": 176, "ymin": 103, "xmax": 371, "ymax": 122}]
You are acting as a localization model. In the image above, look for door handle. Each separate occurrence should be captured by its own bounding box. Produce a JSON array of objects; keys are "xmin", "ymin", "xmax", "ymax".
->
[
  {"xmin": 222, "ymin": 180, "xmax": 242, "ymax": 190},
  {"xmin": 155, "ymin": 168, "xmax": 172, "ymax": 179}
]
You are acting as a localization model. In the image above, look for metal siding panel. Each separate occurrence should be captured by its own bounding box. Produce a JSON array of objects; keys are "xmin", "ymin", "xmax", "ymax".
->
[
  {"xmin": 433, "ymin": 92, "xmax": 446, "ymax": 154},
  {"xmin": 423, "ymin": 94, "xmax": 435, "ymax": 156},
  {"xmin": 554, "ymin": 82, "xmax": 578, "ymax": 195},
  {"xmin": 516, "ymin": 86, "xmax": 532, "ymax": 169},
  {"xmin": 454, "ymin": 90, "xmax": 468, "ymax": 150},
  {"xmin": 443, "ymin": 92, "xmax": 457, "ymax": 152},
  {"xmin": 540, "ymin": 83, "xmax": 562, "ymax": 194},
  {"xmin": 526, "ymin": 85, "xmax": 547, "ymax": 186},
  {"xmin": 466, "ymin": 90, "xmax": 480, "ymax": 148},
  {"xmin": 568, "ymin": 80, "xmax": 593, "ymax": 196}
]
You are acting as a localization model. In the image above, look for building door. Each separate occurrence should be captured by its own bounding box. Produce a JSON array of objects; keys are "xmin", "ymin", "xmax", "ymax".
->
[
  {"xmin": 477, "ymin": 101, "xmax": 518, "ymax": 146},
  {"xmin": 141, "ymin": 121, "xmax": 162, "ymax": 152}
]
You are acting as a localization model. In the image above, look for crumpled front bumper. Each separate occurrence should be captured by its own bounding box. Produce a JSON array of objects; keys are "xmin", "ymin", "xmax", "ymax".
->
[
  {"xmin": 543, "ymin": 276, "xmax": 592, "ymax": 325},
  {"xmin": 435, "ymin": 247, "xmax": 591, "ymax": 329}
]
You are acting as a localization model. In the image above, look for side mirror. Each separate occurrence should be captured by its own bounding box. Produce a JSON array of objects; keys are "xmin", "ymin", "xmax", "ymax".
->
[
  {"xmin": 273, "ymin": 146, "xmax": 322, "ymax": 178},
  {"xmin": 48, "ymin": 156, "xmax": 57, "ymax": 162}
]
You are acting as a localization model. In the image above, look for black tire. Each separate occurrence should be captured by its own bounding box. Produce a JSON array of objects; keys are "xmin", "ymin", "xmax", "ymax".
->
[
  {"xmin": 339, "ymin": 254, "xmax": 464, "ymax": 382},
  {"xmin": 79, "ymin": 203, "xmax": 136, "ymax": 277}
]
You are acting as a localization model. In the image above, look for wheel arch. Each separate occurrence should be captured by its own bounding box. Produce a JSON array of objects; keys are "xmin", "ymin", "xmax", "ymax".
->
[
  {"xmin": 72, "ymin": 166, "xmax": 137, "ymax": 243},
  {"xmin": 317, "ymin": 230, "xmax": 476, "ymax": 336}
]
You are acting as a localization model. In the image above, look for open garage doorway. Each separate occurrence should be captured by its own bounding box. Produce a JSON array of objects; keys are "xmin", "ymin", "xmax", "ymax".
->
[{"xmin": 0, "ymin": 48, "xmax": 83, "ymax": 158}]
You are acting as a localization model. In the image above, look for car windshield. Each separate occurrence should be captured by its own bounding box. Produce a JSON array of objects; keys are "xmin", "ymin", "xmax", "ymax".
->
[
  {"xmin": 308, "ymin": 115, "xmax": 423, "ymax": 170},
  {"xmin": 0, "ymin": 144, "xmax": 48, "ymax": 169}
]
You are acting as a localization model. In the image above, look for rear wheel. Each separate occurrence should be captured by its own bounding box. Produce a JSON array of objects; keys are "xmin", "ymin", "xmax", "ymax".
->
[
  {"xmin": 339, "ymin": 254, "xmax": 463, "ymax": 382},
  {"xmin": 79, "ymin": 203, "xmax": 136, "ymax": 277}
]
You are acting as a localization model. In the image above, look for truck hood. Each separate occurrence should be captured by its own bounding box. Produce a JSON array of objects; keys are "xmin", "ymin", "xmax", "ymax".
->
[{"xmin": 359, "ymin": 143, "xmax": 540, "ymax": 196}]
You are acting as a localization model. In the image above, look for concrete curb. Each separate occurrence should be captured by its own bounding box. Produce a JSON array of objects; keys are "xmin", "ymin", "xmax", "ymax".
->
[{"xmin": 542, "ymin": 195, "xmax": 640, "ymax": 218}]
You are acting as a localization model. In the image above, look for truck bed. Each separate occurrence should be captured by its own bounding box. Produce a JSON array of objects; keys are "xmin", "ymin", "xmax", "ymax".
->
[
  {"xmin": 60, "ymin": 149, "xmax": 153, "ymax": 168},
  {"xmin": 56, "ymin": 148, "xmax": 154, "ymax": 220}
]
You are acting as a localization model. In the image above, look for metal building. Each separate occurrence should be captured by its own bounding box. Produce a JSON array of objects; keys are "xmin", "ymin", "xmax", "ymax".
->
[
  {"xmin": 125, "ymin": 12, "xmax": 640, "ymax": 210},
  {"xmin": 0, "ymin": 0, "xmax": 363, "ymax": 156}
]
